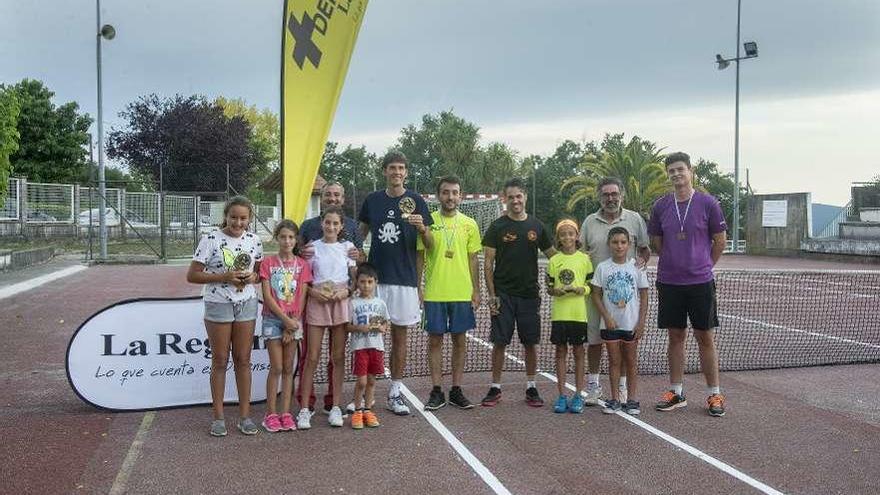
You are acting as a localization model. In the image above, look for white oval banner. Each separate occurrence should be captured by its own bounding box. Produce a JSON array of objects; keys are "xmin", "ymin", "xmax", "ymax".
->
[{"xmin": 66, "ymin": 297, "xmax": 280, "ymax": 411}]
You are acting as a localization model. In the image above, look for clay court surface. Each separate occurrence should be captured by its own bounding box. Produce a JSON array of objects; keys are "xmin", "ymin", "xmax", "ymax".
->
[{"xmin": 1, "ymin": 255, "xmax": 879, "ymax": 494}]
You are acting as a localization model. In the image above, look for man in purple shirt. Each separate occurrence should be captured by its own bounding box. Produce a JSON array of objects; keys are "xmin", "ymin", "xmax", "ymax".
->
[{"xmin": 648, "ymin": 152, "xmax": 727, "ymax": 417}]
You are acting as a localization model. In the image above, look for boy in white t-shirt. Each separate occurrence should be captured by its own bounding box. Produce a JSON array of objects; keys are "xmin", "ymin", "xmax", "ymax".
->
[{"xmin": 590, "ymin": 226, "xmax": 649, "ymax": 416}]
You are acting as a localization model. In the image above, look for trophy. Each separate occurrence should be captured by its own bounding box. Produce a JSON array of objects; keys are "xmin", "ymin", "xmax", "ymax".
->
[
  {"xmin": 318, "ymin": 281, "xmax": 335, "ymax": 299},
  {"xmin": 399, "ymin": 196, "xmax": 416, "ymax": 219},
  {"xmin": 368, "ymin": 315, "xmax": 387, "ymax": 331},
  {"xmin": 232, "ymin": 252, "xmax": 251, "ymax": 291},
  {"xmin": 559, "ymin": 269, "xmax": 576, "ymax": 293}
]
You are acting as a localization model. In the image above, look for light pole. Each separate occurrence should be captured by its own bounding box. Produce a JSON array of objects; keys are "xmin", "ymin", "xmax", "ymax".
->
[
  {"xmin": 715, "ymin": 0, "xmax": 758, "ymax": 253},
  {"xmin": 95, "ymin": 0, "xmax": 115, "ymax": 259}
]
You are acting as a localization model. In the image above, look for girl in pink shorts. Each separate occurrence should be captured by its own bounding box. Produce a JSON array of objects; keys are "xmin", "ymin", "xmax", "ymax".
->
[{"xmin": 297, "ymin": 206, "xmax": 357, "ymax": 429}]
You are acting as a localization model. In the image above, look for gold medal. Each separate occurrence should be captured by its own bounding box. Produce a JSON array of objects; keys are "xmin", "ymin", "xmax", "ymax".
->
[
  {"xmin": 444, "ymin": 250, "xmax": 454, "ymax": 259},
  {"xmin": 399, "ymin": 196, "xmax": 416, "ymax": 219}
]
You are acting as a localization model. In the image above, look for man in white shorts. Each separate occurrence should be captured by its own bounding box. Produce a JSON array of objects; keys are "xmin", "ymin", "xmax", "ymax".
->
[{"xmin": 359, "ymin": 151, "xmax": 433, "ymax": 415}]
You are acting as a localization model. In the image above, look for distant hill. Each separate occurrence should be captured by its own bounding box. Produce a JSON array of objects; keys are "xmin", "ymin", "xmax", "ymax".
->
[{"xmin": 812, "ymin": 203, "xmax": 843, "ymax": 235}]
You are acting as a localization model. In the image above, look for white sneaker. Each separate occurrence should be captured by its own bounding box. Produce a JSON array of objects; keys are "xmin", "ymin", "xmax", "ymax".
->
[
  {"xmin": 618, "ymin": 385, "xmax": 628, "ymax": 405},
  {"xmin": 345, "ymin": 402, "xmax": 357, "ymax": 415},
  {"xmin": 296, "ymin": 409, "xmax": 311, "ymax": 430},
  {"xmin": 585, "ymin": 383, "xmax": 603, "ymax": 406},
  {"xmin": 386, "ymin": 394, "xmax": 411, "ymax": 416},
  {"xmin": 328, "ymin": 406, "xmax": 343, "ymax": 427}
]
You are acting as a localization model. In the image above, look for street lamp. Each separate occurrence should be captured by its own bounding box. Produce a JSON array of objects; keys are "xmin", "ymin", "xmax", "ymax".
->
[
  {"xmin": 96, "ymin": 0, "xmax": 115, "ymax": 259},
  {"xmin": 714, "ymin": 0, "xmax": 758, "ymax": 254}
]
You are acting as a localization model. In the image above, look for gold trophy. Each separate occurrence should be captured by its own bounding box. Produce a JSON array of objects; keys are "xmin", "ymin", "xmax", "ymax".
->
[
  {"xmin": 559, "ymin": 269, "xmax": 576, "ymax": 293},
  {"xmin": 399, "ymin": 196, "xmax": 416, "ymax": 219},
  {"xmin": 368, "ymin": 315, "xmax": 387, "ymax": 331},
  {"xmin": 232, "ymin": 252, "xmax": 251, "ymax": 292},
  {"xmin": 318, "ymin": 281, "xmax": 335, "ymax": 299}
]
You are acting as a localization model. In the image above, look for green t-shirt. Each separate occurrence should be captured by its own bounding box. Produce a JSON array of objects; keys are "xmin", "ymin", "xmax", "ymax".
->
[
  {"xmin": 546, "ymin": 251, "xmax": 594, "ymax": 322},
  {"xmin": 417, "ymin": 210, "xmax": 482, "ymax": 302}
]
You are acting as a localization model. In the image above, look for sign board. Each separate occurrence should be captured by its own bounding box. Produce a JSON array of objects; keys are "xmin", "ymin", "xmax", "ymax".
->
[
  {"xmin": 762, "ymin": 200, "xmax": 788, "ymax": 227},
  {"xmin": 66, "ymin": 297, "xmax": 289, "ymax": 411}
]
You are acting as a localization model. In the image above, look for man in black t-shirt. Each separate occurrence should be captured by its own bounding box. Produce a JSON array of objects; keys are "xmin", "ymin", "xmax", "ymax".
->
[{"xmin": 481, "ymin": 178, "xmax": 556, "ymax": 407}]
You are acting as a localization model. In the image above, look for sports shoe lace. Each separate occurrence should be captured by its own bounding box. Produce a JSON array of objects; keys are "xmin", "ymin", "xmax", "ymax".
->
[
  {"xmin": 708, "ymin": 394, "xmax": 725, "ymax": 408},
  {"xmin": 660, "ymin": 390, "xmax": 676, "ymax": 402}
]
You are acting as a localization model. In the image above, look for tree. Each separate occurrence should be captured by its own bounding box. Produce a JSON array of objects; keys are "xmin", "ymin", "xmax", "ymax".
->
[
  {"xmin": 215, "ymin": 96, "xmax": 279, "ymax": 203},
  {"xmin": 561, "ymin": 133, "xmax": 667, "ymax": 217},
  {"xmin": 693, "ymin": 158, "xmax": 748, "ymax": 237},
  {"xmin": 107, "ymin": 94, "xmax": 255, "ymax": 193},
  {"xmin": 474, "ymin": 142, "xmax": 518, "ymax": 194},
  {"xmin": 5, "ymin": 79, "xmax": 92, "ymax": 183},
  {"xmin": 532, "ymin": 140, "xmax": 591, "ymax": 228},
  {"xmin": 319, "ymin": 141, "xmax": 378, "ymax": 216},
  {"xmin": 0, "ymin": 87, "xmax": 20, "ymax": 204}
]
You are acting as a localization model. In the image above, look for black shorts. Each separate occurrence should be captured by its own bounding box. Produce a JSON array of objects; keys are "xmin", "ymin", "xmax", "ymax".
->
[
  {"xmin": 601, "ymin": 329, "xmax": 636, "ymax": 342},
  {"xmin": 656, "ymin": 280, "xmax": 719, "ymax": 331},
  {"xmin": 550, "ymin": 321, "xmax": 588, "ymax": 346},
  {"xmin": 490, "ymin": 292, "xmax": 541, "ymax": 346}
]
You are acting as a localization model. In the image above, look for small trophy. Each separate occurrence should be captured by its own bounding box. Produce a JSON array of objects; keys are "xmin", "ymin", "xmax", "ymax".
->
[
  {"xmin": 232, "ymin": 252, "xmax": 251, "ymax": 292},
  {"xmin": 368, "ymin": 315, "xmax": 387, "ymax": 331},
  {"xmin": 319, "ymin": 281, "xmax": 335, "ymax": 298},
  {"xmin": 399, "ymin": 196, "xmax": 416, "ymax": 219},
  {"xmin": 559, "ymin": 269, "xmax": 576, "ymax": 293}
]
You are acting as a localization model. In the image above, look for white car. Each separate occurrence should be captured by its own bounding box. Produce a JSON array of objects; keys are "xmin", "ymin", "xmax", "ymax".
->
[{"xmin": 78, "ymin": 208, "xmax": 156, "ymax": 228}]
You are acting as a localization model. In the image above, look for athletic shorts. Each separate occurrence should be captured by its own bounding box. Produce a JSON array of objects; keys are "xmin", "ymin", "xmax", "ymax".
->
[
  {"xmin": 305, "ymin": 293, "xmax": 350, "ymax": 327},
  {"xmin": 550, "ymin": 321, "xmax": 588, "ymax": 346},
  {"xmin": 656, "ymin": 280, "xmax": 719, "ymax": 331},
  {"xmin": 601, "ymin": 328, "xmax": 636, "ymax": 342},
  {"xmin": 585, "ymin": 298, "xmax": 603, "ymax": 345},
  {"xmin": 424, "ymin": 301, "xmax": 475, "ymax": 335},
  {"xmin": 490, "ymin": 292, "xmax": 541, "ymax": 346},
  {"xmin": 352, "ymin": 348, "xmax": 384, "ymax": 376},
  {"xmin": 261, "ymin": 315, "xmax": 303, "ymax": 340},
  {"xmin": 377, "ymin": 284, "xmax": 421, "ymax": 326},
  {"xmin": 204, "ymin": 298, "xmax": 258, "ymax": 323}
]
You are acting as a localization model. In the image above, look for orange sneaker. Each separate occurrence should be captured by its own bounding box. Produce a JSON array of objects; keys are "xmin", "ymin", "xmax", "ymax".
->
[
  {"xmin": 363, "ymin": 409, "xmax": 380, "ymax": 428},
  {"xmin": 707, "ymin": 394, "xmax": 726, "ymax": 417},
  {"xmin": 351, "ymin": 410, "xmax": 364, "ymax": 430}
]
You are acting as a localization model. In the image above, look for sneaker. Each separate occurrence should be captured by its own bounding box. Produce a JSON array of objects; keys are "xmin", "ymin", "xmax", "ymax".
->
[
  {"xmin": 363, "ymin": 409, "xmax": 380, "ymax": 428},
  {"xmin": 237, "ymin": 417, "xmax": 259, "ymax": 435},
  {"xmin": 569, "ymin": 394, "xmax": 585, "ymax": 414},
  {"xmin": 655, "ymin": 390, "xmax": 688, "ymax": 412},
  {"xmin": 328, "ymin": 406, "xmax": 344, "ymax": 427},
  {"xmin": 585, "ymin": 383, "xmax": 603, "ymax": 406},
  {"xmin": 425, "ymin": 387, "xmax": 447, "ymax": 411},
  {"xmin": 707, "ymin": 394, "xmax": 726, "ymax": 417},
  {"xmin": 618, "ymin": 384, "xmax": 628, "ymax": 405},
  {"xmin": 322, "ymin": 404, "xmax": 333, "ymax": 415},
  {"xmin": 351, "ymin": 410, "xmax": 364, "ymax": 430},
  {"xmin": 481, "ymin": 387, "xmax": 502, "ymax": 407},
  {"xmin": 262, "ymin": 413, "xmax": 282, "ymax": 433},
  {"xmin": 386, "ymin": 394, "xmax": 411, "ymax": 416},
  {"xmin": 279, "ymin": 413, "xmax": 297, "ymax": 431},
  {"xmin": 448, "ymin": 387, "xmax": 474, "ymax": 409},
  {"xmin": 623, "ymin": 400, "xmax": 641, "ymax": 415},
  {"xmin": 209, "ymin": 419, "xmax": 227, "ymax": 437},
  {"xmin": 553, "ymin": 394, "xmax": 569, "ymax": 413},
  {"xmin": 296, "ymin": 408, "xmax": 312, "ymax": 430},
  {"xmin": 347, "ymin": 400, "xmax": 374, "ymax": 415},
  {"xmin": 525, "ymin": 387, "xmax": 544, "ymax": 407},
  {"xmin": 602, "ymin": 399, "xmax": 622, "ymax": 414}
]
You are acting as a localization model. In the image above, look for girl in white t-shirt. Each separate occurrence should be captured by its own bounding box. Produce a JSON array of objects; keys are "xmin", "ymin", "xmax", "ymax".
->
[
  {"xmin": 590, "ymin": 226, "xmax": 648, "ymax": 416},
  {"xmin": 187, "ymin": 195, "xmax": 263, "ymax": 437},
  {"xmin": 297, "ymin": 206, "xmax": 357, "ymax": 429}
]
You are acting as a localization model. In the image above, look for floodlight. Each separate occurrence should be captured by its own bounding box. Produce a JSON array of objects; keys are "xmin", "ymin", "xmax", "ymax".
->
[
  {"xmin": 715, "ymin": 54, "xmax": 730, "ymax": 70},
  {"xmin": 743, "ymin": 41, "xmax": 758, "ymax": 57},
  {"xmin": 100, "ymin": 24, "xmax": 116, "ymax": 40}
]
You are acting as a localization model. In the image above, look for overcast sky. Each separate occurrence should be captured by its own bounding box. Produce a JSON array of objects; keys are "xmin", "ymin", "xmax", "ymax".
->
[{"xmin": 3, "ymin": 0, "xmax": 879, "ymax": 204}]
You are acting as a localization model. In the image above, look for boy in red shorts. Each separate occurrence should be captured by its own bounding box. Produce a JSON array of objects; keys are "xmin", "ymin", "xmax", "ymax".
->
[{"xmin": 347, "ymin": 263, "xmax": 389, "ymax": 429}]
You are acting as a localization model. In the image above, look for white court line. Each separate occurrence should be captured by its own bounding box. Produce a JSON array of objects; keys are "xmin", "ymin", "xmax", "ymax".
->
[
  {"xmin": 466, "ymin": 335, "xmax": 786, "ymax": 495},
  {"xmin": 719, "ymin": 313, "xmax": 880, "ymax": 350},
  {"xmin": 109, "ymin": 411, "xmax": 156, "ymax": 495},
  {"xmin": 390, "ymin": 370, "xmax": 511, "ymax": 495},
  {"xmin": 0, "ymin": 264, "xmax": 87, "ymax": 300}
]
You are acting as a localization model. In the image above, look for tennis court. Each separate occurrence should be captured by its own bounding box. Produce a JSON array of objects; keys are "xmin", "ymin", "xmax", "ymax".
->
[{"xmin": 1, "ymin": 255, "xmax": 878, "ymax": 494}]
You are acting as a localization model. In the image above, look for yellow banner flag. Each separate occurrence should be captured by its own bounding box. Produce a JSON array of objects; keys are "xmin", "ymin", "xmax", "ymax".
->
[{"xmin": 281, "ymin": 0, "xmax": 368, "ymax": 222}]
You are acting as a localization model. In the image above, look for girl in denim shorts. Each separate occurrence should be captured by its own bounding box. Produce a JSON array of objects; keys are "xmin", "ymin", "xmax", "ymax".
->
[
  {"xmin": 258, "ymin": 219, "xmax": 312, "ymax": 432},
  {"xmin": 187, "ymin": 196, "xmax": 263, "ymax": 437}
]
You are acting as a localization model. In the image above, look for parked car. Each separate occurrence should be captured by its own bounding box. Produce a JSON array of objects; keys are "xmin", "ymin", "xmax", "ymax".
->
[
  {"xmin": 78, "ymin": 208, "xmax": 156, "ymax": 228},
  {"xmin": 26, "ymin": 211, "xmax": 59, "ymax": 222}
]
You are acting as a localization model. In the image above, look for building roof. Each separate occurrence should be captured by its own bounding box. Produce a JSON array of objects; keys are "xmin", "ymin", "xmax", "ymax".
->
[{"xmin": 259, "ymin": 169, "xmax": 325, "ymax": 194}]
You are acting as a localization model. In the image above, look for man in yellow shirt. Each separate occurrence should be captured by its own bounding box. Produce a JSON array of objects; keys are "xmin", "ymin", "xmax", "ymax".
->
[{"xmin": 417, "ymin": 176, "xmax": 482, "ymax": 410}]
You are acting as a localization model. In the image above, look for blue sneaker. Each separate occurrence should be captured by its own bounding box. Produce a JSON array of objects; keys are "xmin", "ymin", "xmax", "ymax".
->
[
  {"xmin": 553, "ymin": 394, "xmax": 569, "ymax": 413},
  {"xmin": 569, "ymin": 394, "xmax": 585, "ymax": 414}
]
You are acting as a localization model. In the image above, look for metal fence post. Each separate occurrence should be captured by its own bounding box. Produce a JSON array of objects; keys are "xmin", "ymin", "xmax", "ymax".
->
[
  {"xmin": 73, "ymin": 184, "xmax": 80, "ymax": 238},
  {"xmin": 193, "ymin": 195, "xmax": 201, "ymax": 251},
  {"xmin": 119, "ymin": 187, "xmax": 127, "ymax": 239},
  {"xmin": 159, "ymin": 190, "xmax": 166, "ymax": 261},
  {"xmin": 19, "ymin": 178, "xmax": 28, "ymax": 239}
]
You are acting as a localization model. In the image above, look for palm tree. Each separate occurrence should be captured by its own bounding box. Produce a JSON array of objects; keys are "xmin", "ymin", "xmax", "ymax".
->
[{"xmin": 561, "ymin": 134, "xmax": 668, "ymax": 217}]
